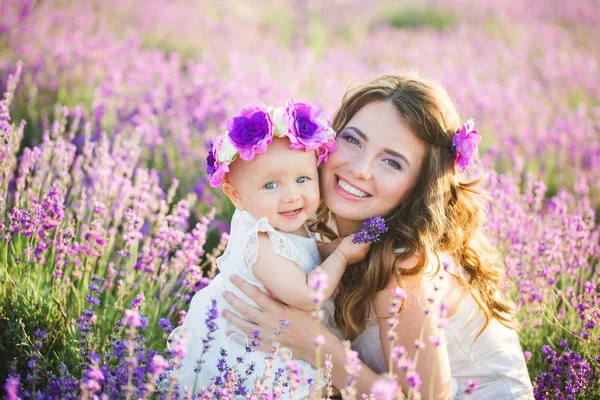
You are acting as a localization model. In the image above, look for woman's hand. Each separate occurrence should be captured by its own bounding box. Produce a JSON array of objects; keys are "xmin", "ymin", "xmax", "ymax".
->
[{"xmin": 222, "ymin": 274, "xmax": 321, "ymax": 364}]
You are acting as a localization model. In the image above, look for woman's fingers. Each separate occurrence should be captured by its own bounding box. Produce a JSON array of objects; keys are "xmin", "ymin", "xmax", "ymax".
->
[
  {"xmin": 223, "ymin": 289, "xmax": 264, "ymax": 324},
  {"xmin": 221, "ymin": 308, "xmax": 259, "ymax": 335},
  {"xmin": 229, "ymin": 275, "xmax": 285, "ymax": 316},
  {"xmin": 227, "ymin": 330, "xmax": 273, "ymax": 353}
]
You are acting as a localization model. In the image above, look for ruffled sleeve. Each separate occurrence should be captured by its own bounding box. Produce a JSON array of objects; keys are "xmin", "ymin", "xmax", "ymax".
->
[{"xmin": 243, "ymin": 216, "xmax": 299, "ymax": 268}]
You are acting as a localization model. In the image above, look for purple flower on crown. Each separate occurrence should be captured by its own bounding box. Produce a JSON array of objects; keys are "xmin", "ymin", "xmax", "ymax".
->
[
  {"xmin": 206, "ymin": 135, "xmax": 230, "ymax": 187},
  {"xmin": 225, "ymin": 103, "xmax": 273, "ymax": 161},
  {"xmin": 452, "ymin": 119, "xmax": 480, "ymax": 172},
  {"xmin": 274, "ymin": 99, "xmax": 337, "ymax": 165}
]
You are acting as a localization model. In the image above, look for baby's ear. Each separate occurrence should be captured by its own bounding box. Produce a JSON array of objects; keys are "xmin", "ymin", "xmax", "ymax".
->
[{"xmin": 222, "ymin": 183, "xmax": 245, "ymax": 210}]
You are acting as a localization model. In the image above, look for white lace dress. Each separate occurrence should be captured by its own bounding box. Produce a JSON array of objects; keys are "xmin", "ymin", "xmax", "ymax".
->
[
  {"xmin": 169, "ymin": 210, "xmax": 322, "ymax": 398},
  {"xmin": 323, "ymin": 252, "xmax": 534, "ymax": 399}
]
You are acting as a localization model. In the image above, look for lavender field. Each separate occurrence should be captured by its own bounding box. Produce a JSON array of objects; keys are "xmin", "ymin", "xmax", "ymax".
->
[{"xmin": 1, "ymin": 0, "xmax": 599, "ymax": 398}]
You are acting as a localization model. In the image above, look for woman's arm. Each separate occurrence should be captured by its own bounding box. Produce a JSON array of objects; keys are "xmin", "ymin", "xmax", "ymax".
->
[
  {"xmin": 222, "ymin": 274, "xmax": 381, "ymax": 396},
  {"xmin": 374, "ymin": 273, "xmax": 453, "ymax": 399}
]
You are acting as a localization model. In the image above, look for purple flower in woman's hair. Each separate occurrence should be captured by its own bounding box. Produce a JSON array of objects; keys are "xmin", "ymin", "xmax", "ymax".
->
[
  {"xmin": 226, "ymin": 104, "xmax": 273, "ymax": 161},
  {"xmin": 452, "ymin": 119, "xmax": 480, "ymax": 172},
  {"xmin": 353, "ymin": 216, "xmax": 388, "ymax": 244}
]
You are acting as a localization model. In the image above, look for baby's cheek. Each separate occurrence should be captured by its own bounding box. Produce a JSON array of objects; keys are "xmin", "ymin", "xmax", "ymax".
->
[{"xmin": 307, "ymin": 187, "xmax": 321, "ymax": 214}]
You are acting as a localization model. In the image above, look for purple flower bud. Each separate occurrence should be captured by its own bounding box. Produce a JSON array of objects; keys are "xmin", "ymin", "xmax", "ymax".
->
[
  {"xmin": 122, "ymin": 309, "xmax": 141, "ymax": 328},
  {"xmin": 353, "ymin": 216, "xmax": 388, "ymax": 244},
  {"xmin": 407, "ymin": 371, "xmax": 422, "ymax": 389},
  {"xmin": 371, "ymin": 378, "xmax": 398, "ymax": 400}
]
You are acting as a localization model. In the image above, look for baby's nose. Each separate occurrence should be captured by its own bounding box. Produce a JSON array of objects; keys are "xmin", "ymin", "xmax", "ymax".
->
[{"xmin": 282, "ymin": 187, "xmax": 301, "ymax": 203}]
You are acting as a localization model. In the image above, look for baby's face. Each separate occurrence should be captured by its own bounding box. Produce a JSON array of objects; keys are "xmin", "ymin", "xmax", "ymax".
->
[{"xmin": 227, "ymin": 138, "xmax": 320, "ymax": 235}]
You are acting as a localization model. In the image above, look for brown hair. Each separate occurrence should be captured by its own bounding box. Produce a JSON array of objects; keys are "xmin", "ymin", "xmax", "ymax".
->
[{"xmin": 310, "ymin": 72, "xmax": 517, "ymax": 340}]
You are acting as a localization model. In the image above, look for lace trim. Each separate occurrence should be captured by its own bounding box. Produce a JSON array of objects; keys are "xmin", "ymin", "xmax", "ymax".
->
[{"xmin": 244, "ymin": 217, "xmax": 298, "ymax": 267}]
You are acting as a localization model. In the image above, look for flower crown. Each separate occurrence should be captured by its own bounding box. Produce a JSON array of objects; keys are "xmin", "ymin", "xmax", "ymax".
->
[
  {"xmin": 451, "ymin": 119, "xmax": 481, "ymax": 173},
  {"xmin": 206, "ymin": 99, "xmax": 337, "ymax": 187}
]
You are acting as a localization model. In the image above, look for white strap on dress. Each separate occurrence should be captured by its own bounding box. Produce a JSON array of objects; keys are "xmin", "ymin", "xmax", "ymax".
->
[{"xmin": 243, "ymin": 216, "xmax": 299, "ymax": 267}]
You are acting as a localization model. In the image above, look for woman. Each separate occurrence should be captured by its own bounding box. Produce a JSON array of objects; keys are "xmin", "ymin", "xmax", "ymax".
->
[{"xmin": 221, "ymin": 73, "xmax": 534, "ymax": 399}]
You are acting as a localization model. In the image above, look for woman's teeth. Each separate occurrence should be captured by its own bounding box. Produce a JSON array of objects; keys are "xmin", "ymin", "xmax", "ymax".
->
[{"xmin": 338, "ymin": 178, "xmax": 369, "ymax": 197}]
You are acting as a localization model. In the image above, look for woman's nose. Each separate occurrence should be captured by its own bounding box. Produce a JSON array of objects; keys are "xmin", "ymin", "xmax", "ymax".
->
[{"xmin": 348, "ymin": 154, "xmax": 373, "ymax": 180}]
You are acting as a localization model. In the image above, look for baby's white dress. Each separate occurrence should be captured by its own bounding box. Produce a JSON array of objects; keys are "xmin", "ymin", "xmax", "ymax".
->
[
  {"xmin": 169, "ymin": 209, "xmax": 322, "ymax": 399},
  {"xmin": 323, "ymin": 251, "xmax": 534, "ymax": 399}
]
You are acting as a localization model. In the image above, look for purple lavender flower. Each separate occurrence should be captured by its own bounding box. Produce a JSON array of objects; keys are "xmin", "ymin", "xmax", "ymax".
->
[
  {"xmin": 534, "ymin": 342, "xmax": 596, "ymax": 399},
  {"xmin": 4, "ymin": 376, "xmax": 20, "ymax": 400},
  {"xmin": 353, "ymin": 216, "xmax": 389, "ymax": 244},
  {"xmin": 121, "ymin": 310, "xmax": 142, "ymax": 328},
  {"xmin": 129, "ymin": 294, "xmax": 145, "ymax": 310},
  {"xmin": 159, "ymin": 318, "xmax": 174, "ymax": 334},
  {"xmin": 407, "ymin": 371, "xmax": 422, "ymax": 390},
  {"xmin": 371, "ymin": 378, "xmax": 398, "ymax": 400}
]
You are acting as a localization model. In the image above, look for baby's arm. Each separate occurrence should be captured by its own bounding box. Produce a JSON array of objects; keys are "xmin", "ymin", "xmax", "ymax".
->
[
  {"xmin": 253, "ymin": 233, "xmax": 370, "ymax": 311},
  {"xmin": 317, "ymin": 237, "xmax": 342, "ymax": 260}
]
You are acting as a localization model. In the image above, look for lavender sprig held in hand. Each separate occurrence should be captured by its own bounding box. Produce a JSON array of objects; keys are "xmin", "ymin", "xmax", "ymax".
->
[{"xmin": 353, "ymin": 216, "xmax": 389, "ymax": 244}]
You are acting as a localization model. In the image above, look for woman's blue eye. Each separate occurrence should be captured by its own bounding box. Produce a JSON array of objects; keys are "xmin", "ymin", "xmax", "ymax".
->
[
  {"xmin": 385, "ymin": 159, "xmax": 401, "ymax": 170},
  {"xmin": 297, "ymin": 176, "xmax": 308, "ymax": 184},
  {"xmin": 264, "ymin": 182, "xmax": 277, "ymax": 190},
  {"xmin": 343, "ymin": 134, "xmax": 360, "ymax": 146}
]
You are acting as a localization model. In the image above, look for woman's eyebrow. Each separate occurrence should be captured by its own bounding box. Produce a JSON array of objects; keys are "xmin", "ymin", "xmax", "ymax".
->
[{"xmin": 345, "ymin": 126, "xmax": 411, "ymax": 167}]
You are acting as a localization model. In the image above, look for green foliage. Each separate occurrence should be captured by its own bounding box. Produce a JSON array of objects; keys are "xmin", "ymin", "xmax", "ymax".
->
[
  {"xmin": 384, "ymin": 5, "xmax": 458, "ymax": 31},
  {"xmin": 140, "ymin": 33, "xmax": 202, "ymax": 61},
  {"xmin": 0, "ymin": 266, "xmax": 80, "ymax": 383},
  {"xmin": 566, "ymin": 89, "xmax": 600, "ymax": 110},
  {"xmin": 262, "ymin": 6, "xmax": 296, "ymax": 48},
  {"xmin": 306, "ymin": 14, "xmax": 329, "ymax": 57}
]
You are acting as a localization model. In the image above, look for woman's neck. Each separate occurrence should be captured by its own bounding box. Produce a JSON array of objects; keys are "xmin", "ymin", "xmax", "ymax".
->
[{"xmin": 332, "ymin": 214, "xmax": 364, "ymax": 237}]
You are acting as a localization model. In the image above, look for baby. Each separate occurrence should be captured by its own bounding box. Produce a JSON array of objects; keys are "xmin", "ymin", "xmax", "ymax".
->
[{"xmin": 168, "ymin": 101, "xmax": 370, "ymax": 398}]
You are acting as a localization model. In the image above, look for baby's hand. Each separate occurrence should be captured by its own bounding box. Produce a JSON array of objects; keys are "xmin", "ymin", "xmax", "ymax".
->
[
  {"xmin": 318, "ymin": 237, "xmax": 343, "ymax": 260},
  {"xmin": 335, "ymin": 235, "xmax": 371, "ymax": 265}
]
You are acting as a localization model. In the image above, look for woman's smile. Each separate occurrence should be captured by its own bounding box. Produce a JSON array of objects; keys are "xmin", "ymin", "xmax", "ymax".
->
[{"xmin": 335, "ymin": 175, "xmax": 372, "ymax": 199}]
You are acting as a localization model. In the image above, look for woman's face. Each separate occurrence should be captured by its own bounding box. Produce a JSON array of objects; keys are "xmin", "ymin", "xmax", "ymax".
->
[{"xmin": 320, "ymin": 101, "xmax": 427, "ymax": 234}]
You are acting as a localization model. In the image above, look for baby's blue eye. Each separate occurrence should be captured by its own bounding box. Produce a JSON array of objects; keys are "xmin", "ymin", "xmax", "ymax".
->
[
  {"xmin": 297, "ymin": 176, "xmax": 308, "ymax": 184},
  {"xmin": 264, "ymin": 182, "xmax": 278, "ymax": 190}
]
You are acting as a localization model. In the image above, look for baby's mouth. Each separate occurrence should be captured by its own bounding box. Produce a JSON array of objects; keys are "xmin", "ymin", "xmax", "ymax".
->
[{"xmin": 279, "ymin": 208, "xmax": 303, "ymax": 218}]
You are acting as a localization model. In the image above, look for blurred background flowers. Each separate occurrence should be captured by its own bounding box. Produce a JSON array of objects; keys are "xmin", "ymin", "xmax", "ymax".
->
[{"xmin": 0, "ymin": 0, "xmax": 599, "ymax": 398}]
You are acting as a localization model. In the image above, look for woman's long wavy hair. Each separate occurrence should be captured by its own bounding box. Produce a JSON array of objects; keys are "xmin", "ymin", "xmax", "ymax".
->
[{"xmin": 310, "ymin": 73, "xmax": 517, "ymax": 340}]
